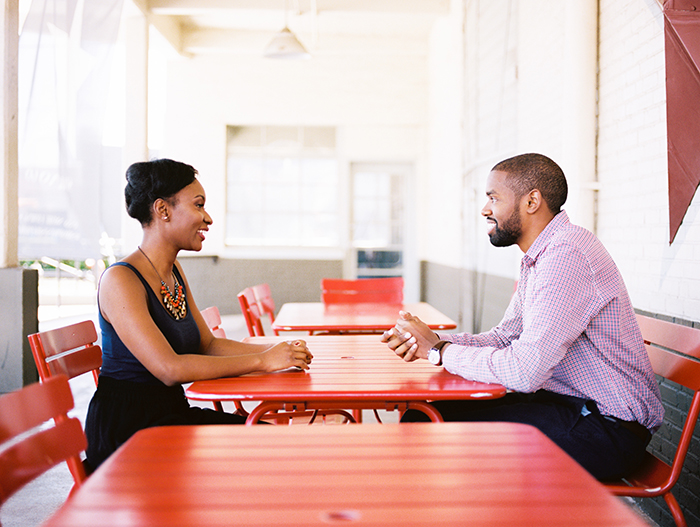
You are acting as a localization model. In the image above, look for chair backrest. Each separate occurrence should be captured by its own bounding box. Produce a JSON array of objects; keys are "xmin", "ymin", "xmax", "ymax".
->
[
  {"xmin": 0, "ymin": 375, "xmax": 88, "ymax": 505},
  {"xmin": 605, "ymin": 314, "xmax": 700, "ymax": 527},
  {"xmin": 251, "ymin": 283, "xmax": 279, "ymax": 336},
  {"xmin": 636, "ymin": 314, "xmax": 700, "ymax": 481},
  {"xmin": 28, "ymin": 319, "xmax": 102, "ymax": 386},
  {"xmin": 237, "ymin": 287, "xmax": 265, "ymax": 336},
  {"xmin": 252, "ymin": 283, "xmax": 275, "ymax": 322},
  {"xmin": 201, "ymin": 306, "xmax": 226, "ymax": 338},
  {"xmin": 321, "ymin": 277, "xmax": 404, "ymax": 304}
]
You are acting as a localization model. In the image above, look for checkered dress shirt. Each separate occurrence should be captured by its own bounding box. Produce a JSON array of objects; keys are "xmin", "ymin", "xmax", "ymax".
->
[{"xmin": 440, "ymin": 211, "xmax": 664, "ymax": 430}]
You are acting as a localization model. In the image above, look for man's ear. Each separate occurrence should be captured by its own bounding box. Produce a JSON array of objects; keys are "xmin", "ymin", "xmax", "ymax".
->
[{"xmin": 525, "ymin": 189, "xmax": 543, "ymax": 214}]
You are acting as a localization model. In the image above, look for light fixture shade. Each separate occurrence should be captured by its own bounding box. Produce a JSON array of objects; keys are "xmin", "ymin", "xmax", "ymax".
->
[{"xmin": 264, "ymin": 27, "xmax": 311, "ymax": 59}]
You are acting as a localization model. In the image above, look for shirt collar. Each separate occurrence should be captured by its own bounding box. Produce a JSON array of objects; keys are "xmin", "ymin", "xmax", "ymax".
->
[{"xmin": 522, "ymin": 210, "xmax": 570, "ymax": 265}]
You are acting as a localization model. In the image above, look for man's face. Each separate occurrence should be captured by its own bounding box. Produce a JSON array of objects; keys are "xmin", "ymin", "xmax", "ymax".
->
[{"xmin": 481, "ymin": 170, "xmax": 523, "ymax": 247}]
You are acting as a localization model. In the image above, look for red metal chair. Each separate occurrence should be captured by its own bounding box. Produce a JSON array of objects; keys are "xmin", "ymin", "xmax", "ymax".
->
[
  {"xmin": 604, "ymin": 314, "xmax": 700, "ymax": 527},
  {"xmin": 238, "ymin": 287, "xmax": 266, "ymax": 337},
  {"xmin": 251, "ymin": 283, "xmax": 279, "ymax": 335},
  {"xmin": 28, "ymin": 320, "xmax": 102, "ymax": 486},
  {"xmin": 0, "ymin": 374, "xmax": 88, "ymax": 507},
  {"xmin": 321, "ymin": 277, "xmax": 404, "ymax": 304}
]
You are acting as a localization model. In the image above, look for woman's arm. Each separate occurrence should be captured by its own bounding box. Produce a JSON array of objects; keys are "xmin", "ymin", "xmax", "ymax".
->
[{"xmin": 99, "ymin": 265, "xmax": 312, "ymax": 386}]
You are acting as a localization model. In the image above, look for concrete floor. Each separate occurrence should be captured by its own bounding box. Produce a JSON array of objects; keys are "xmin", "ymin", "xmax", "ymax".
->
[{"xmin": 1, "ymin": 309, "xmax": 660, "ymax": 527}]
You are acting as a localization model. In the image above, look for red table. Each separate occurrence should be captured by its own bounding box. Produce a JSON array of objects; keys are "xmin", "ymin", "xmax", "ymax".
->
[
  {"xmin": 42, "ymin": 422, "xmax": 651, "ymax": 527},
  {"xmin": 186, "ymin": 335, "xmax": 504, "ymax": 424},
  {"xmin": 271, "ymin": 301, "xmax": 457, "ymax": 334}
]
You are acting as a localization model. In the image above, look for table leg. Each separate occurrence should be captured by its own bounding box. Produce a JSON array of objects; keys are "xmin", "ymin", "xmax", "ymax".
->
[
  {"xmin": 353, "ymin": 409, "xmax": 363, "ymax": 423},
  {"xmin": 406, "ymin": 401, "xmax": 443, "ymax": 422},
  {"xmin": 246, "ymin": 402, "xmax": 286, "ymax": 424}
]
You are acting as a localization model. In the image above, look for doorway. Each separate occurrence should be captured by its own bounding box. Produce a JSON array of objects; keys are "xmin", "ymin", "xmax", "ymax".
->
[{"xmin": 349, "ymin": 162, "xmax": 417, "ymax": 300}]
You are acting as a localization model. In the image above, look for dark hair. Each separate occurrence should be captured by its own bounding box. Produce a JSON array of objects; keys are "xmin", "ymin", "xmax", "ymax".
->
[
  {"xmin": 124, "ymin": 159, "xmax": 198, "ymax": 225},
  {"xmin": 492, "ymin": 153, "xmax": 568, "ymax": 213}
]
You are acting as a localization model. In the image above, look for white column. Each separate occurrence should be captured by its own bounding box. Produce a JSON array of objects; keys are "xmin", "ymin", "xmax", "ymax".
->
[
  {"xmin": 122, "ymin": 11, "xmax": 149, "ymax": 253},
  {"xmin": 562, "ymin": 0, "xmax": 599, "ymax": 234},
  {"xmin": 0, "ymin": 0, "xmax": 18, "ymax": 268}
]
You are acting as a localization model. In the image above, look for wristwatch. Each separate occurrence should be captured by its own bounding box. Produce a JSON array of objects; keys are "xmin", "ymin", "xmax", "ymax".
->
[{"xmin": 428, "ymin": 340, "xmax": 449, "ymax": 366}]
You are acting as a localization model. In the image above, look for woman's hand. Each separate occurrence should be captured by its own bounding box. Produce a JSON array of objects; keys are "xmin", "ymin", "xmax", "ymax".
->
[{"xmin": 260, "ymin": 340, "xmax": 313, "ymax": 372}]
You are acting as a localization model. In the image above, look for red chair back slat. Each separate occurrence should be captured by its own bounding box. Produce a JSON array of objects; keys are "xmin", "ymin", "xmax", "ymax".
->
[
  {"xmin": 321, "ymin": 277, "xmax": 404, "ymax": 304},
  {"xmin": 251, "ymin": 283, "xmax": 279, "ymax": 336},
  {"xmin": 201, "ymin": 306, "xmax": 226, "ymax": 338}
]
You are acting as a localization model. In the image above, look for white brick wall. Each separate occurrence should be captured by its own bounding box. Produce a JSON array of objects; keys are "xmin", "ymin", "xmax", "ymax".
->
[
  {"xmin": 597, "ymin": 0, "xmax": 700, "ymax": 320},
  {"xmin": 427, "ymin": 0, "xmax": 699, "ymax": 321}
]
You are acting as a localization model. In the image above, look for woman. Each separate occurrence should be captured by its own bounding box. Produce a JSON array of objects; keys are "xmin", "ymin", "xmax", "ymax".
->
[{"xmin": 85, "ymin": 158, "xmax": 312, "ymax": 469}]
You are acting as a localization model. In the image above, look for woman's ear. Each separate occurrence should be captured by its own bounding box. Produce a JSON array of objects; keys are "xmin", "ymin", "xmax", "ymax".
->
[{"xmin": 153, "ymin": 198, "xmax": 170, "ymax": 222}]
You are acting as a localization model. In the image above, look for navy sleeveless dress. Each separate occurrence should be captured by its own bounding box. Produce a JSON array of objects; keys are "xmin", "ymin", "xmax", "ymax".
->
[{"xmin": 85, "ymin": 262, "xmax": 245, "ymax": 469}]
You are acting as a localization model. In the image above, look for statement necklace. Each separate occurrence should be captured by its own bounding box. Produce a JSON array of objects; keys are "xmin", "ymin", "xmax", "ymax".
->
[{"xmin": 138, "ymin": 246, "xmax": 187, "ymax": 320}]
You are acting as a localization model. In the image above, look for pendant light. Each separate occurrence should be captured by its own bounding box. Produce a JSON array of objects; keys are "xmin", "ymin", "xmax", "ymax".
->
[{"xmin": 264, "ymin": 0, "xmax": 311, "ymax": 59}]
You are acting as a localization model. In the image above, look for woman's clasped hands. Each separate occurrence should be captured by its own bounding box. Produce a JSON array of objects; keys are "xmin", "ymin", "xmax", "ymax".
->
[{"xmin": 262, "ymin": 339, "xmax": 313, "ymax": 372}]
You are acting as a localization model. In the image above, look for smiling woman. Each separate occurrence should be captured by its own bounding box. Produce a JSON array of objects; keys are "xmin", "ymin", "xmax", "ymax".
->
[{"xmin": 83, "ymin": 159, "xmax": 314, "ymax": 470}]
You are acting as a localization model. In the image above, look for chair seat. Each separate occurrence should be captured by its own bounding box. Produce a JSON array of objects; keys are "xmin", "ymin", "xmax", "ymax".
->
[{"xmin": 605, "ymin": 453, "xmax": 673, "ymax": 496}]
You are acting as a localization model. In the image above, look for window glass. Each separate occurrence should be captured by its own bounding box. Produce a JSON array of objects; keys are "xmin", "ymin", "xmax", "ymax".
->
[{"xmin": 226, "ymin": 126, "xmax": 339, "ymax": 247}]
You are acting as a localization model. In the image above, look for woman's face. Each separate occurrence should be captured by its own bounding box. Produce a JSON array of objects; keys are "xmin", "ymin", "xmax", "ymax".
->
[{"xmin": 168, "ymin": 179, "xmax": 212, "ymax": 251}]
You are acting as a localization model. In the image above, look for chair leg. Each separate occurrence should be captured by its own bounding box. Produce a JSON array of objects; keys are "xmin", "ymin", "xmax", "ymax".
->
[{"xmin": 663, "ymin": 491, "xmax": 687, "ymax": 527}]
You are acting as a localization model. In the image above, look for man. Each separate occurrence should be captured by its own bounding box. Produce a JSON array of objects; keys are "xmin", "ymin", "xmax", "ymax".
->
[{"xmin": 382, "ymin": 153, "xmax": 663, "ymax": 480}]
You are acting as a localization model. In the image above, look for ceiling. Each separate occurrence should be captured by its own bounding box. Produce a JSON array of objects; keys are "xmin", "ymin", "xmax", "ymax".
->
[{"xmin": 130, "ymin": 0, "xmax": 451, "ymax": 57}]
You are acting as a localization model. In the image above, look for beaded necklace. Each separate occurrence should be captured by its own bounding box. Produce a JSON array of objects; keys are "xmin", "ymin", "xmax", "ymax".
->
[{"xmin": 137, "ymin": 246, "xmax": 187, "ymax": 320}]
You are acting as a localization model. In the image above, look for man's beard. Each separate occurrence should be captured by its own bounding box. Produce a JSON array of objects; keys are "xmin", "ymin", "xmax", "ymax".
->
[{"xmin": 488, "ymin": 208, "xmax": 521, "ymax": 247}]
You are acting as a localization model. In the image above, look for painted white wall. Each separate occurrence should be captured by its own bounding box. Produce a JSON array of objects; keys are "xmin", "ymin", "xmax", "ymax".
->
[
  {"xmin": 598, "ymin": 0, "xmax": 700, "ymax": 321},
  {"xmin": 160, "ymin": 53, "xmax": 429, "ymax": 260}
]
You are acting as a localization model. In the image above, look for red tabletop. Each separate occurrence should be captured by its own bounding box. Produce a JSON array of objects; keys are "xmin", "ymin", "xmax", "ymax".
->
[
  {"xmin": 186, "ymin": 335, "xmax": 505, "ymax": 423},
  {"xmin": 271, "ymin": 301, "xmax": 457, "ymax": 333},
  {"xmin": 42, "ymin": 422, "xmax": 650, "ymax": 527}
]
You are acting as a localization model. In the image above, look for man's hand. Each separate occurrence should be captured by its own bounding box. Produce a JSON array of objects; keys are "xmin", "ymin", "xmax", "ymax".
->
[{"xmin": 381, "ymin": 311, "xmax": 440, "ymax": 362}]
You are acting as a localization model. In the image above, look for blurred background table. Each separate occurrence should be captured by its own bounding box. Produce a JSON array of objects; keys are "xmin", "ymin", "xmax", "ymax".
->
[{"xmin": 272, "ymin": 301, "xmax": 456, "ymax": 334}]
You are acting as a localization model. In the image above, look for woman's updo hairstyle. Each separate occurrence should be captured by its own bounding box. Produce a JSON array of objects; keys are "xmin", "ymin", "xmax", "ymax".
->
[{"xmin": 124, "ymin": 158, "xmax": 198, "ymax": 226}]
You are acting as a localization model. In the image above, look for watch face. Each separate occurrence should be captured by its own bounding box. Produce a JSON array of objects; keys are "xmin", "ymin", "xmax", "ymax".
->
[{"xmin": 428, "ymin": 347, "xmax": 440, "ymax": 365}]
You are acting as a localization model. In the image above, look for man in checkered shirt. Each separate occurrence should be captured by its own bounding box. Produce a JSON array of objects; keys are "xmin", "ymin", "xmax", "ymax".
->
[{"xmin": 382, "ymin": 153, "xmax": 664, "ymax": 480}]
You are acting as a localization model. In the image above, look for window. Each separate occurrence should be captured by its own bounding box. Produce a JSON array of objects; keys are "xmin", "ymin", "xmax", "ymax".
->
[{"xmin": 225, "ymin": 126, "xmax": 339, "ymax": 247}]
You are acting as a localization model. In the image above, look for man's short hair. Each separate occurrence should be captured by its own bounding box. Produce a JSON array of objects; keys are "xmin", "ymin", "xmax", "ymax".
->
[{"xmin": 492, "ymin": 153, "xmax": 568, "ymax": 213}]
